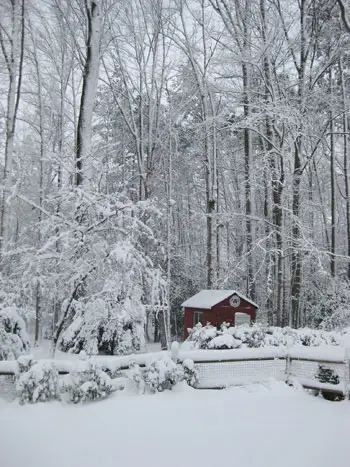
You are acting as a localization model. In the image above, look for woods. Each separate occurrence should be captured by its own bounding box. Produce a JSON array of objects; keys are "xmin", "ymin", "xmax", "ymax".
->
[{"xmin": 1, "ymin": 0, "xmax": 350, "ymax": 351}]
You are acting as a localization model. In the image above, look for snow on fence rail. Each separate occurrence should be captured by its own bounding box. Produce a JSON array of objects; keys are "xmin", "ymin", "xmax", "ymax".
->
[
  {"xmin": 0, "ymin": 351, "xmax": 169, "ymax": 376},
  {"xmin": 177, "ymin": 347, "xmax": 350, "ymax": 395},
  {"xmin": 0, "ymin": 346, "xmax": 349, "ymax": 399}
]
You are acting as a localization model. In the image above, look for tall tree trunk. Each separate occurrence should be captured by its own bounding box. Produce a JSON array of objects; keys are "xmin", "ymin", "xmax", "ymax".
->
[
  {"xmin": 0, "ymin": 0, "xmax": 24, "ymax": 254},
  {"xmin": 158, "ymin": 311, "xmax": 167, "ymax": 350},
  {"xmin": 260, "ymin": 0, "xmax": 284, "ymax": 324},
  {"xmin": 313, "ymin": 159, "xmax": 330, "ymax": 251},
  {"xmin": 263, "ymin": 150, "xmax": 273, "ymax": 324},
  {"xmin": 291, "ymin": 142, "xmax": 302, "ymax": 328},
  {"xmin": 75, "ymin": 0, "xmax": 101, "ymax": 186},
  {"xmin": 210, "ymin": 93, "xmax": 220, "ymax": 285},
  {"xmin": 200, "ymin": 2, "xmax": 216, "ymax": 289},
  {"xmin": 216, "ymin": 165, "xmax": 220, "ymax": 283},
  {"xmin": 291, "ymin": 0, "xmax": 307, "ymax": 328},
  {"xmin": 340, "ymin": 58, "xmax": 350, "ymax": 279},
  {"xmin": 329, "ymin": 67, "xmax": 336, "ymax": 277},
  {"xmin": 165, "ymin": 128, "xmax": 173, "ymax": 349},
  {"xmin": 31, "ymin": 27, "xmax": 45, "ymax": 345},
  {"xmin": 206, "ymin": 134, "xmax": 215, "ymax": 289},
  {"xmin": 242, "ymin": 4, "xmax": 254, "ymax": 299}
]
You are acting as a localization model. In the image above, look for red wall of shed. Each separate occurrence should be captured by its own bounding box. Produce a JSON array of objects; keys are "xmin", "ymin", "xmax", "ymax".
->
[{"xmin": 183, "ymin": 296, "xmax": 257, "ymax": 340}]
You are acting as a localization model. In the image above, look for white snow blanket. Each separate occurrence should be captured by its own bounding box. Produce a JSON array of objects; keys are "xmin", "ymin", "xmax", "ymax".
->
[{"xmin": 0, "ymin": 381, "xmax": 349, "ymax": 467}]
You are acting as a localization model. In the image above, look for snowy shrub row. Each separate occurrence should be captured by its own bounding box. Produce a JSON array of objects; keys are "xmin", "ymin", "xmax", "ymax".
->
[
  {"xmin": 129, "ymin": 356, "xmax": 198, "ymax": 393},
  {"xmin": 187, "ymin": 323, "xmax": 342, "ymax": 350},
  {"xmin": 15, "ymin": 353, "xmax": 197, "ymax": 403},
  {"xmin": 0, "ymin": 306, "xmax": 30, "ymax": 361},
  {"xmin": 15, "ymin": 352, "xmax": 119, "ymax": 404}
]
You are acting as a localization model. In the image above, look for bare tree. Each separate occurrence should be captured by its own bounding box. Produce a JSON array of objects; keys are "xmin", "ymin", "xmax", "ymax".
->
[{"xmin": 0, "ymin": 0, "xmax": 25, "ymax": 253}]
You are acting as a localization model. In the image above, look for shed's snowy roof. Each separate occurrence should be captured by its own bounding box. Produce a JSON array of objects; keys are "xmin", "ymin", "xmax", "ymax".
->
[{"xmin": 181, "ymin": 290, "xmax": 258, "ymax": 310}]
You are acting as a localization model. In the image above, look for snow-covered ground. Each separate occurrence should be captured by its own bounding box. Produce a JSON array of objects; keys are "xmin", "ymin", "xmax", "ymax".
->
[
  {"xmin": 30, "ymin": 339, "xmax": 163, "ymax": 360},
  {"xmin": 1, "ymin": 380, "xmax": 349, "ymax": 467}
]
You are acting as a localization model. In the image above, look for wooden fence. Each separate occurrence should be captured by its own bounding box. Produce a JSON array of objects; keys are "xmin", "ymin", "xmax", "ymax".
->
[
  {"xmin": 0, "ymin": 347, "xmax": 349, "ymax": 399},
  {"xmin": 175, "ymin": 355, "xmax": 347, "ymax": 396}
]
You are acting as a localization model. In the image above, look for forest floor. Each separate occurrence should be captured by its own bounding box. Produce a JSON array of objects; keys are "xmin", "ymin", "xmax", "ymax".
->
[{"xmin": 1, "ymin": 380, "xmax": 349, "ymax": 467}]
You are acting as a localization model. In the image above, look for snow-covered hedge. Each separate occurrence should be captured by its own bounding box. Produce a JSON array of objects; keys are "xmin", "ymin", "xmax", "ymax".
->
[
  {"xmin": 186, "ymin": 323, "xmax": 342, "ymax": 350},
  {"xmin": 16, "ymin": 355, "xmax": 59, "ymax": 404},
  {"xmin": 60, "ymin": 353, "xmax": 118, "ymax": 403},
  {"xmin": 130, "ymin": 356, "xmax": 196, "ymax": 393},
  {"xmin": 14, "ymin": 352, "xmax": 121, "ymax": 404},
  {"xmin": 0, "ymin": 306, "xmax": 30, "ymax": 361}
]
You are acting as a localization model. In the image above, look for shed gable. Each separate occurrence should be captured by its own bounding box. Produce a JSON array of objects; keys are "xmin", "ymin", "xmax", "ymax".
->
[{"xmin": 182, "ymin": 290, "xmax": 258, "ymax": 310}]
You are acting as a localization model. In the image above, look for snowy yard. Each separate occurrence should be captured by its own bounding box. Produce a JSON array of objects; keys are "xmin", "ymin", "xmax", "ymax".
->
[{"xmin": 1, "ymin": 381, "xmax": 349, "ymax": 467}]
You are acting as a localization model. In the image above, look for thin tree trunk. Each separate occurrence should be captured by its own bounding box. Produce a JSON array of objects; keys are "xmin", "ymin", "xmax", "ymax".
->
[
  {"xmin": 158, "ymin": 311, "xmax": 167, "ymax": 350},
  {"xmin": 75, "ymin": 0, "xmax": 101, "ymax": 186},
  {"xmin": 313, "ymin": 159, "xmax": 330, "ymax": 250},
  {"xmin": 51, "ymin": 259, "xmax": 102, "ymax": 356},
  {"xmin": 263, "ymin": 153, "xmax": 273, "ymax": 324},
  {"xmin": 291, "ymin": 141, "xmax": 302, "ymax": 328},
  {"xmin": 242, "ymin": 0, "xmax": 254, "ymax": 299},
  {"xmin": 0, "ymin": 0, "xmax": 24, "ymax": 253},
  {"xmin": 206, "ymin": 139, "xmax": 215, "ymax": 289},
  {"xmin": 260, "ymin": 0, "xmax": 284, "ymax": 324},
  {"xmin": 216, "ymin": 165, "xmax": 220, "ymax": 283},
  {"xmin": 340, "ymin": 58, "xmax": 350, "ymax": 279},
  {"xmin": 329, "ymin": 67, "xmax": 336, "ymax": 277},
  {"xmin": 165, "ymin": 130, "xmax": 173, "ymax": 349},
  {"xmin": 242, "ymin": 66, "xmax": 254, "ymax": 298},
  {"xmin": 154, "ymin": 315, "xmax": 159, "ymax": 343},
  {"xmin": 291, "ymin": 0, "xmax": 307, "ymax": 328},
  {"xmin": 31, "ymin": 27, "xmax": 45, "ymax": 344},
  {"xmin": 210, "ymin": 93, "xmax": 220, "ymax": 285},
  {"xmin": 178, "ymin": 1, "xmax": 216, "ymax": 288}
]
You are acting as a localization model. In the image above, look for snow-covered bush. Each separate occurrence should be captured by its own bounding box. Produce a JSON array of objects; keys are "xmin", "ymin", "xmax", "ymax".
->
[
  {"xmin": 187, "ymin": 324, "xmax": 218, "ymax": 349},
  {"xmin": 16, "ymin": 355, "xmax": 59, "ymax": 404},
  {"xmin": 302, "ymin": 275, "xmax": 350, "ymax": 330},
  {"xmin": 130, "ymin": 356, "xmax": 184, "ymax": 393},
  {"xmin": 315, "ymin": 365, "xmax": 344, "ymax": 401},
  {"xmin": 129, "ymin": 362, "xmax": 146, "ymax": 394},
  {"xmin": 245, "ymin": 327, "xmax": 266, "ymax": 348},
  {"xmin": 60, "ymin": 355, "xmax": 117, "ymax": 403},
  {"xmin": 59, "ymin": 239, "xmax": 167, "ymax": 356},
  {"xmin": 297, "ymin": 328, "xmax": 340, "ymax": 346},
  {"xmin": 186, "ymin": 323, "xmax": 342, "ymax": 350},
  {"xmin": 60, "ymin": 297, "xmax": 145, "ymax": 356},
  {"xmin": 208, "ymin": 334, "xmax": 241, "ymax": 349},
  {"xmin": 144, "ymin": 356, "xmax": 184, "ymax": 393},
  {"xmin": 0, "ymin": 306, "xmax": 30, "ymax": 361},
  {"xmin": 17, "ymin": 354, "xmax": 36, "ymax": 373},
  {"xmin": 182, "ymin": 359, "xmax": 198, "ymax": 387},
  {"xmin": 316, "ymin": 365, "xmax": 340, "ymax": 385},
  {"xmin": 187, "ymin": 323, "xmax": 246, "ymax": 349}
]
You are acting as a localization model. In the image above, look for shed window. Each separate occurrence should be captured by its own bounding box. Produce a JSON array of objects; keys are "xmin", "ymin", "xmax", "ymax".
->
[
  {"xmin": 235, "ymin": 312, "xmax": 251, "ymax": 327},
  {"xmin": 194, "ymin": 311, "xmax": 203, "ymax": 326}
]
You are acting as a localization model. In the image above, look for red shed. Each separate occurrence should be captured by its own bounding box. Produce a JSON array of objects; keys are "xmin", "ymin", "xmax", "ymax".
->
[{"xmin": 182, "ymin": 290, "xmax": 258, "ymax": 340}]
